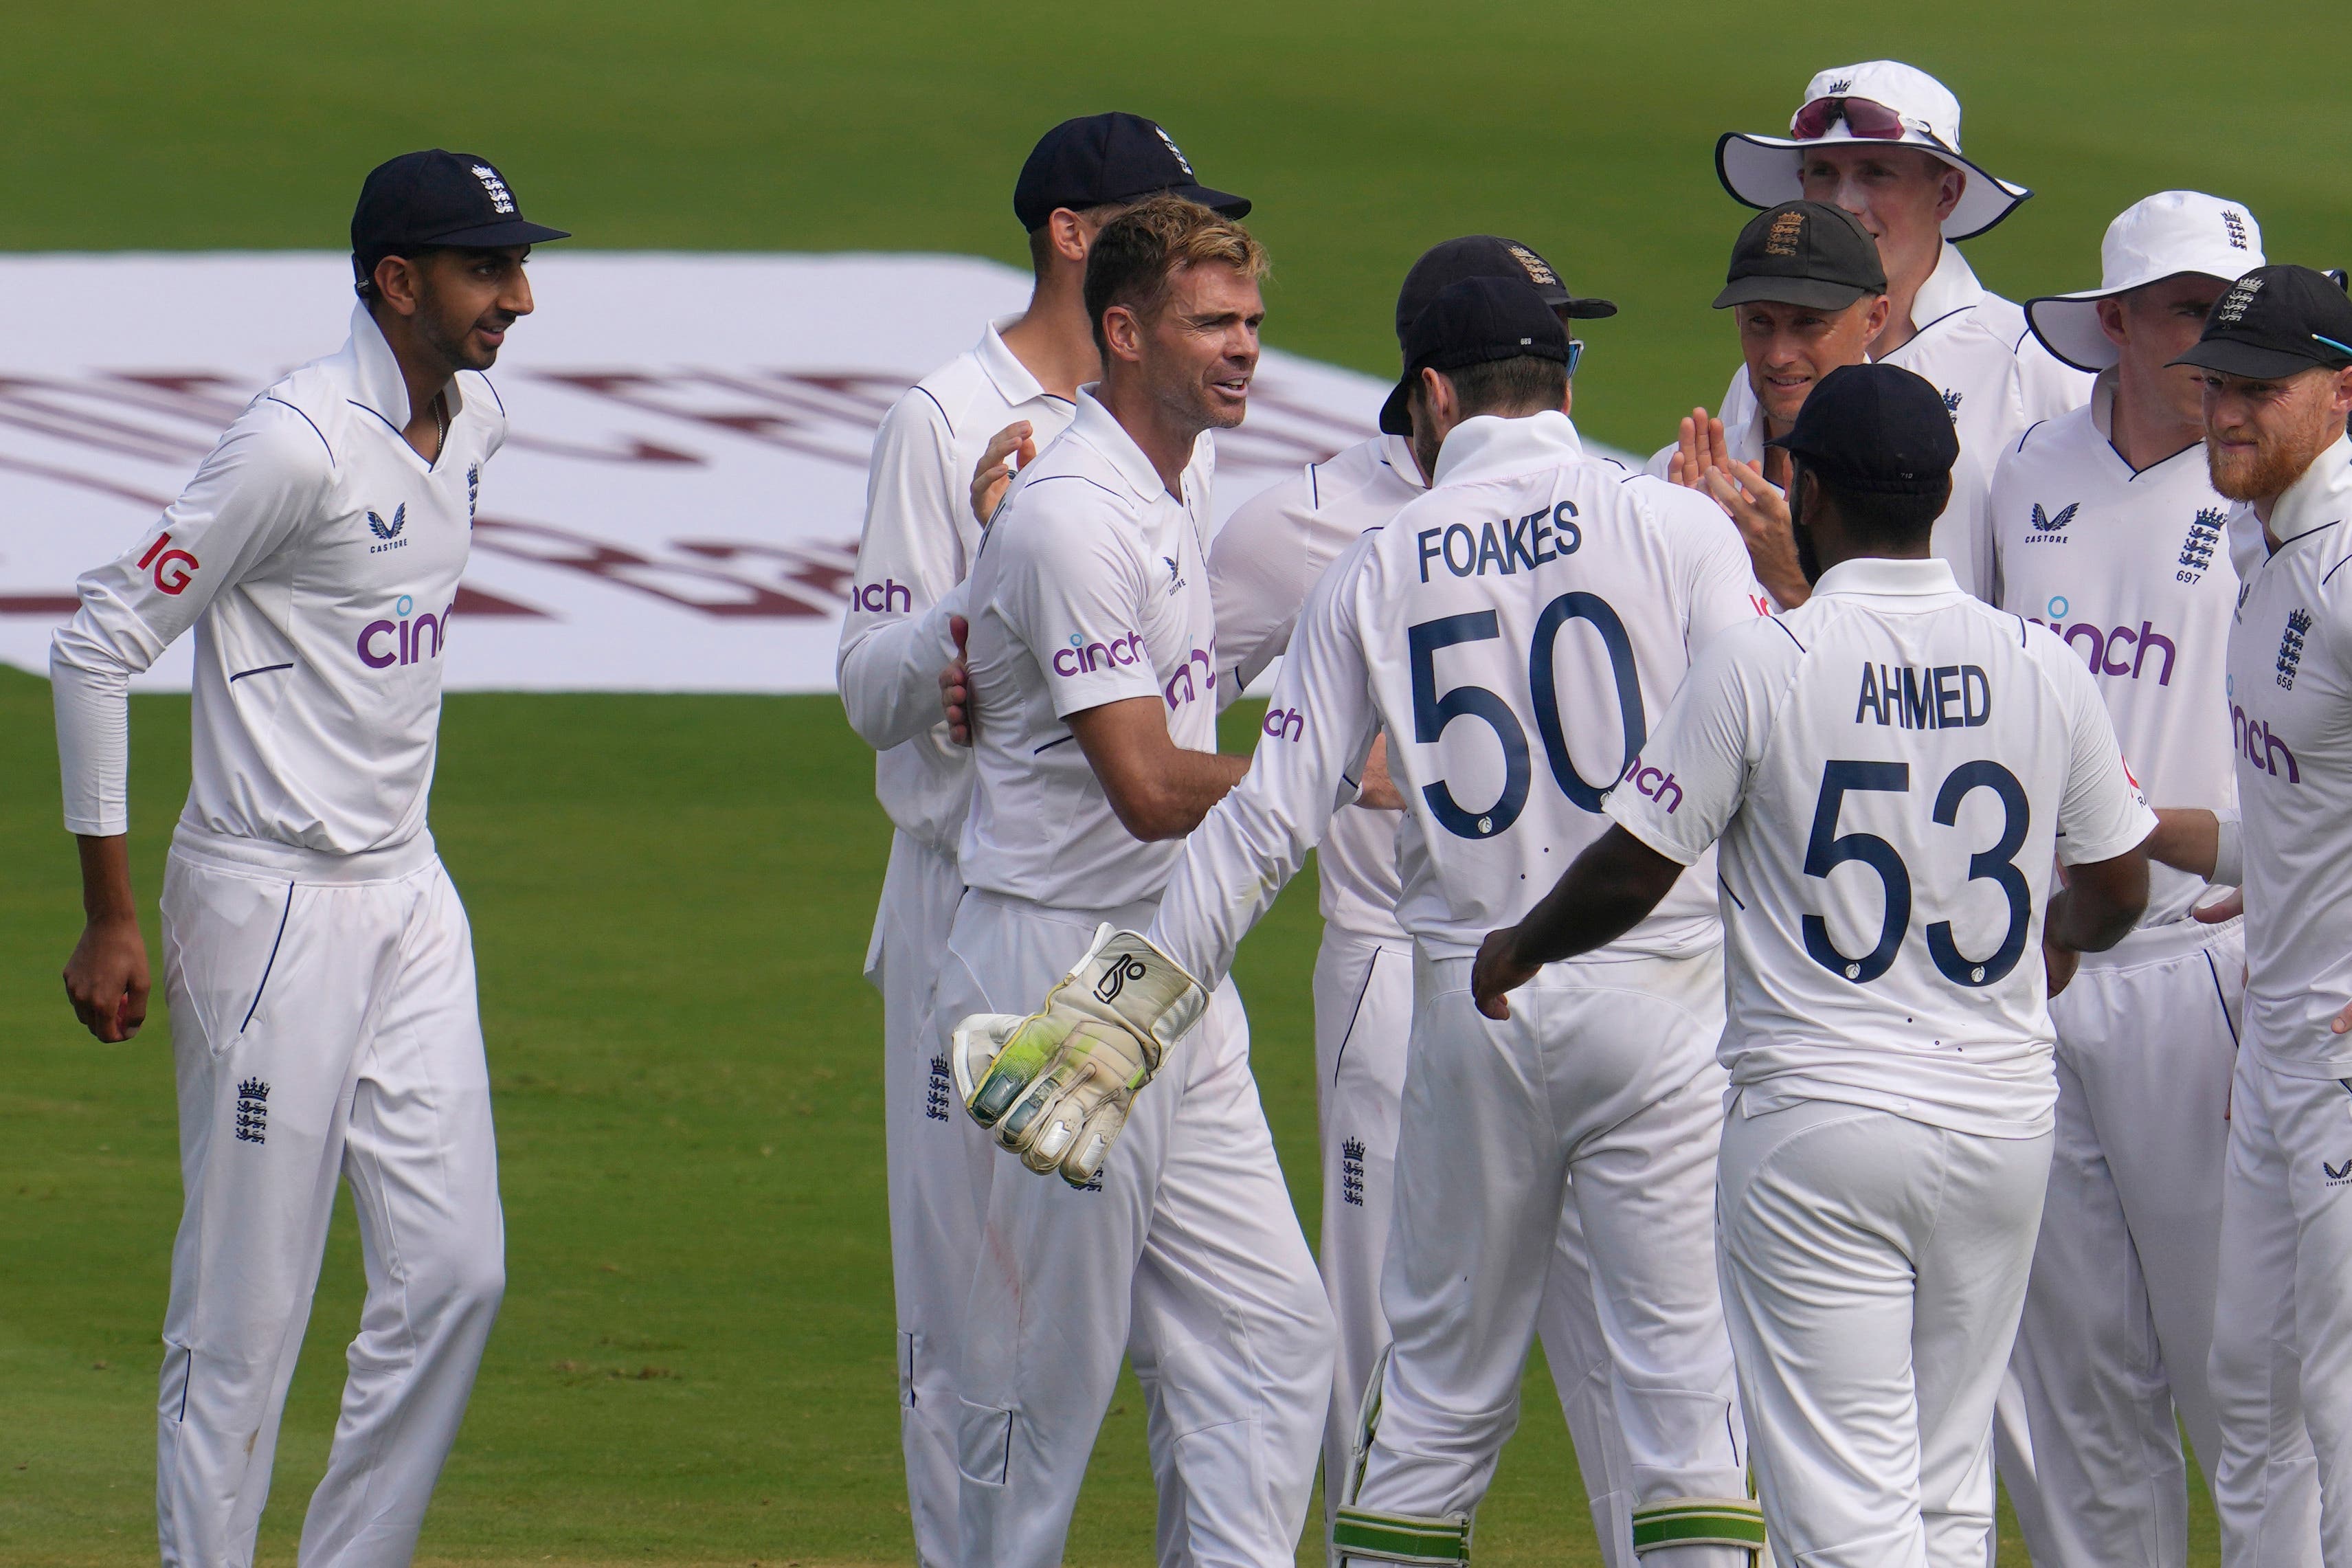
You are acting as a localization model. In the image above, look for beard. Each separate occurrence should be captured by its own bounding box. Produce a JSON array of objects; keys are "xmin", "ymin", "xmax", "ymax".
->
[{"xmin": 2207, "ymin": 432, "xmax": 2320, "ymax": 503}]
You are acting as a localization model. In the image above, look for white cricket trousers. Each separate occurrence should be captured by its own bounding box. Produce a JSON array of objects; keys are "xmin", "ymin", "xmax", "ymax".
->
[
  {"xmin": 1313, "ymin": 928, "xmax": 1635, "ymax": 1566},
  {"xmin": 2208, "ymin": 1045, "xmax": 2352, "ymax": 1567},
  {"xmin": 1716, "ymin": 1096, "xmax": 2050, "ymax": 1568},
  {"xmin": 942, "ymin": 891, "xmax": 1334, "ymax": 1568},
  {"xmin": 866, "ymin": 830, "xmax": 996, "ymax": 1567},
  {"xmin": 1347, "ymin": 948, "xmax": 1747, "ymax": 1567},
  {"xmin": 2011, "ymin": 919, "xmax": 2282, "ymax": 1568},
  {"xmin": 156, "ymin": 827, "xmax": 503, "ymax": 1568}
]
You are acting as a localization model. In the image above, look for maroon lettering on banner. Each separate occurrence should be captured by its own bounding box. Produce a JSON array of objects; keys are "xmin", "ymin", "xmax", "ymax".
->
[
  {"xmin": 469, "ymin": 516, "xmax": 858, "ymax": 618},
  {"xmin": 451, "ymin": 584, "xmax": 549, "ymax": 617},
  {"xmin": 0, "ymin": 595, "xmax": 80, "ymax": 617},
  {"xmin": 503, "ymin": 433, "xmax": 704, "ymax": 465},
  {"xmin": 533, "ymin": 370, "xmax": 911, "ymax": 469},
  {"xmin": 671, "ymin": 538, "xmax": 859, "ymax": 605}
]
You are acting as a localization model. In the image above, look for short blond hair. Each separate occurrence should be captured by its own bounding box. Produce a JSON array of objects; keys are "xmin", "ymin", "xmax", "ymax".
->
[{"xmin": 1084, "ymin": 194, "xmax": 1269, "ymax": 354}]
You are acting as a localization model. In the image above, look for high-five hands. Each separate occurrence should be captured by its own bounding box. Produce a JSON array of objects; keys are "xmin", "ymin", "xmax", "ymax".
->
[{"xmin": 1664, "ymin": 408, "xmax": 1808, "ymax": 610}]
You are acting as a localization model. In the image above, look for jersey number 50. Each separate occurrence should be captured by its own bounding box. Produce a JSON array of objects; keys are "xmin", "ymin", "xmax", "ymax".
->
[
  {"xmin": 1407, "ymin": 594, "xmax": 1644, "ymax": 840},
  {"xmin": 1803, "ymin": 759, "xmax": 2032, "ymax": 987}
]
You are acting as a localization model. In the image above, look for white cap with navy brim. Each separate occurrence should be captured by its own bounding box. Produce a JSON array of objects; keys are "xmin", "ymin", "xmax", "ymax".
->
[
  {"xmin": 1716, "ymin": 60, "xmax": 2030, "ymax": 243},
  {"xmin": 2024, "ymin": 192, "xmax": 2267, "ymax": 372}
]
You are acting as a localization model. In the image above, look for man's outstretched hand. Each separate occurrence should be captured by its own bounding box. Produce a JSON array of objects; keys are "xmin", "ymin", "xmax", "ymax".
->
[{"xmin": 940, "ymin": 614, "xmax": 974, "ymax": 746}]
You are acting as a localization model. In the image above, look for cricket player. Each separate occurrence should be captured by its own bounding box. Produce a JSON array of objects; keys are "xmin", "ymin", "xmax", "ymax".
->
[
  {"xmin": 1210, "ymin": 234, "xmax": 1649, "ymax": 1565},
  {"xmin": 1991, "ymin": 193, "xmax": 2300, "ymax": 1568},
  {"xmin": 1707, "ymin": 60, "xmax": 2092, "ymax": 599},
  {"xmin": 937, "ymin": 196, "xmax": 1332, "ymax": 1568},
  {"xmin": 833, "ymin": 111, "xmax": 1247, "ymax": 1567},
  {"xmin": 1477, "ymin": 362, "xmax": 2156, "ymax": 1568},
  {"xmin": 2165, "ymin": 265, "xmax": 2352, "ymax": 1567},
  {"xmin": 51, "ymin": 150, "xmax": 566, "ymax": 1568},
  {"xmin": 966, "ymin": 273, "xmax": 1777, "ymax": 1567},
  {"xmin": 1651, "ymin": 201, "xmax": 1989, "ymax": 609}
]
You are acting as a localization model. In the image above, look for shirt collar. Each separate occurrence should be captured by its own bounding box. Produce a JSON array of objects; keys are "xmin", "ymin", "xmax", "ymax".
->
[
  {"xmin": 342, "ymin": 301, "xmax": 462, "ymax": 429},
  {"xmin": 1377, "ymin": 432, "xmax": 1428, "ymax": 491},
  {"xmin": 2262, "ymin": 434, "xmax": 2352, "ymax": 550},
  {"xmin": 1431, "ymin": 410, "xmax": 1585, "ymax": 488},
  {"xmin": 1068, "ymin": 384, "xmax": 1180, "ymax": 503},
  {"xmin": 1908, "ymin": 241, "xmax": 1985, "ymax": 331},
  {"xmin": 1811, "ymin": 555, "xmax": 1963, "ymax": 598},
  {"xmin": 974, "ymin": 315, "xmax": 1051, "ymax": 408}
]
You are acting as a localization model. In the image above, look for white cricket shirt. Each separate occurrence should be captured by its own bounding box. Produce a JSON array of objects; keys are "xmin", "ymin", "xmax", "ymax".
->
[
  {"xmin": 836, "ymin": 317, "xmax": 1077, "ymax": 853},
  {"xmin": 1608, "ymin": 556, "xmax": 2155, "ymax": 1137},
  {"xmin": 957, "ymin": 387, "xmax": 1219, "ymax": 910},
  {"xmin": 1684, "ymin": 243, "xmax": 2090, "ymax": 598},
  {"xmin": 1991, "ymin": 372, "xmax": 2239, "ymax": 929},
  {"xmin": 1147, "ymin": 410, "xmax": 1772, "ymax": 985},
  {"xmin": 1210, "ymin": 434, "xmax": 1424, "ymax": 940},
  {"xmin": 2224, "ymin": 436, "xmax": 2352, "ymax": 1073},
  {"xmin": 52, "ymin": 304, "xmax": 507, "ymax": 855}
]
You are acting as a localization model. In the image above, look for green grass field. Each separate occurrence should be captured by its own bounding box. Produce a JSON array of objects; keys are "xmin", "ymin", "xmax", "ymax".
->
[{"xmin": 1, "ymin": 0, "xmax": 2327, "ymax": 1560}]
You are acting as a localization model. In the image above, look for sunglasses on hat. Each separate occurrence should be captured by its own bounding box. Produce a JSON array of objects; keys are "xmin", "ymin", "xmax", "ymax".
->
[{"xmin": 1788, "ymin": 95, "xmax": 1911, "ymax": 142}]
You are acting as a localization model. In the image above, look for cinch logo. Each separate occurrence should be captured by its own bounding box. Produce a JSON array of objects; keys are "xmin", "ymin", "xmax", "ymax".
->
[
  {"xmin": 357, "ymin": 594, "xmax": 455, "ymax": 670},
  {"xmin": 1051, "ymin": 629, "xmax": 1145, "ymax": 677},
  {"xmin": 851, "ymin": 578, "xmax": 912, "ymax": 614},
  {"xmin": 2028, "ymin": 608, "xmax": 2178, "ymax": 686},
  {"xmin": 2232, "ymin": 703, "xmax": 2301, "ymax": 782},
  {"xmin": 1619, "ymin": 756, "xmax": 1683, "ymax": 813},
  {"xmin": 1417, "ymin": 501, "xmax": 1581, "ymax": 582},
  {"xmin": 136, "ymin": 531, "xmax": 199, "ymax": 594},
  {"xmin": 1163, "ymin": 647, "xmax": 1216, "ymax": 708},
  {"xmin": 1262, "ymin": 706, "xmax": 1305, "ymax": 741}
]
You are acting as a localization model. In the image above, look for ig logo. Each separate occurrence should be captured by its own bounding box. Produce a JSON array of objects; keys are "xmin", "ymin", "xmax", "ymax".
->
[{"xmin": 137, "ymin": 533, "xmax": 199, "ymax": 595}]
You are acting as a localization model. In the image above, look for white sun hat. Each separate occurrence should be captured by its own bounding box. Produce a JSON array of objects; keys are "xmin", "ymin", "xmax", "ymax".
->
[
  {"xmin": 1716, "ymin": 60, "xmax": 2030, "ymax": 241},
  {"xmin": 2024, "ymin": 192, "xmax": 2266, "ymax": 372}
]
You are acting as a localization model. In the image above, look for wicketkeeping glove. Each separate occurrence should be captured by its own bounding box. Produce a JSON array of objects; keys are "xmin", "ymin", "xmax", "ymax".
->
[{"xmin": 951, "ymin": 926, "xmax": 1207, "ymax": 1187}]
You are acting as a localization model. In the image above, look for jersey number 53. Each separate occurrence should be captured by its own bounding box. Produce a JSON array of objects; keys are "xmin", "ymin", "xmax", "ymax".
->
[{"xmin": 1804, "ymin": 759, "xmax": 2032, "ymax": 987}]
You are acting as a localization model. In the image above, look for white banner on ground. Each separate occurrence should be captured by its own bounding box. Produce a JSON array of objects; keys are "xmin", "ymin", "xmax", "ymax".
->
[{"xmin": 0, "ymin": 252, "xmax": 1628, "ymax": 694}]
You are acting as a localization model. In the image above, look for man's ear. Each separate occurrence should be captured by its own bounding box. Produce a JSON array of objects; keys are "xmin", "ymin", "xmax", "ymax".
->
[
  {"xmin": 1101, "ymin": 302, "xmax": 1144, "ymax": 365},
  {"xmin": 1864, "ymin": 293, "xmax": 1892, "ymax": 342},
  {"xmin": 1420, "ymin": 366, "xmax": 1458, "ymax": 431},
  {"xmin": 2329, "ymin": 364, "xmax": 2352, "ymax": 419},
  {"xmin": 2096, "ymin": 295, "xmax": 2130, "ymax": 350},
  {"xmin": 1045, "ymin": 208, "xmax": 1090, "ymax": 269},
  {"xmin": 1934, "ymin": 165, "xmax": 1965, "ymax": 223},
  {"xmin": 372, "ymin": 255, "xmax": 423, "ymax": 318}
]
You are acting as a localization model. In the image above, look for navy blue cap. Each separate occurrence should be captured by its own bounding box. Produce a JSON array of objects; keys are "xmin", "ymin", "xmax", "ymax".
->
[
  {"xmin": 1380, "ymin": 276, "xmax": 1571, "ymax": 436},
  {"xmin": 1012, "ymin": 114, "xmax": 1248, "ymax": 233},
  {"xmin": 352, "ymin": 150, "xmax": 568, "ymax": 289},
  {"xmin": 1767, "ymin": 362, "xmax": 1958, "ymax": 494},
  {"xmin": 2173, "ymin": 264, "xmax": 2352, "ymax": 380}
]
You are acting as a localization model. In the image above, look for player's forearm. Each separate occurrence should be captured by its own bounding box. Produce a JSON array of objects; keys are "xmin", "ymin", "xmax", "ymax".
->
[
  {"xmin": 1104, "ymin": 750, "xmax": 1251, "ymax": 841},
  {"xmin": 2045, "ymin": 848, "xmax": 2151, "ymax": 955},
  {"xmin": 1146, "ymin": 788, "xmax": 1310, "ymax": 985},
  {"xmin": 1503, "ymin": 826, "xmax": 1685, "ymax": 967},
  {"xmin": 2142, "ymin": 807, "xmax": 2228, "ymax": 882},
  {"xmin": 76, "ymin": 833, "xmax": 139, "ymax": 926},
  {"xmin": 837, "ymin": 592, "xmax": 964, "ymax": 751}
]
